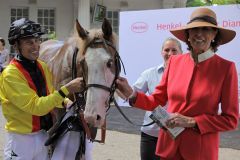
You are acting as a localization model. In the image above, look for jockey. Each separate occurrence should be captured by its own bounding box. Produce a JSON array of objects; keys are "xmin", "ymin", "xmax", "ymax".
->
[{"xmin": 0, "ymin": 18, "xmax": 83, "ymax": 160}]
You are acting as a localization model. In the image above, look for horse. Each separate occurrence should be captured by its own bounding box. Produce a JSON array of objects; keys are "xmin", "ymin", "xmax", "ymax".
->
[{"xmin": 39, "ymin": 19, "xmax": 120, "ymax": 160}]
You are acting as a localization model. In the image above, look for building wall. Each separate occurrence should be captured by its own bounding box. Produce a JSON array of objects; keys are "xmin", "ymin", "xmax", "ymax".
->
[
  {"xmin": 91, "ymin": 0, "xmax": 186, "ymax": 11},
  {"xmin": 90, "ymin": 0, "xmax": 161, "ymax": 28},
  {"xmin": 0, "ymin": 0, "xmax": 186, "ymax": 50},
  {"xmin": 90, "ymin": 0, "xmax": 186, "ymax": 28},
  {"xmin": 0, "ymin": 0, "xmax": 74, "ymax": 50},
  {"xmin": 91, "ymin": 0, "xmax": 162, "ymax": 11}
]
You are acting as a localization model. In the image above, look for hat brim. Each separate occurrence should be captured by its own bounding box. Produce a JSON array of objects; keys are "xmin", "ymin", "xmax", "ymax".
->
[{"xmin": 170, "ymin": 21, "xmax": 236, "ymax": 45}]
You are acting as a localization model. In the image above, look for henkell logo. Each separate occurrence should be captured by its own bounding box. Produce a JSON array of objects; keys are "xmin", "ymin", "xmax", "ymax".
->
[{"xmin": 131, "ymin": 22, "xmax": 148, "ymax": 33}]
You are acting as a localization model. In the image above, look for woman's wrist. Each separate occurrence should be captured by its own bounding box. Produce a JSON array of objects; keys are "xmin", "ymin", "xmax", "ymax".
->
[
  {"xmin": 189, "ymin": 118, "xmax": 196, "ymax": 127},
  {"xmin": 125, "ymin": 90, "xmax": 137, "ymax": 105},
  {"xmin": 189, "ymin": 118, "xmax": 199, "ymax": 131},
  {"xmin": 190, "ymin": 118, "xmax": 196, "ymax": 127}
]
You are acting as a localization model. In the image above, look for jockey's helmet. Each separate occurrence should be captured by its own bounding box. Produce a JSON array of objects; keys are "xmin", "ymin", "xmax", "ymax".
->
[{"xmin": 8, "ymin": 18, "xmax": 45, "ymax": 45}]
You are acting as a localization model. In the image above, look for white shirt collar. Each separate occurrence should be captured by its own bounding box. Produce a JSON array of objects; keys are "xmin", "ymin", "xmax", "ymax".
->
[
  {"xmin": 157, "ymin": 64, "xmax": 164, "ymax": 73},
  {"xmin": 191, "ymin": 48, "xmax": 215, "ymax": 63}
]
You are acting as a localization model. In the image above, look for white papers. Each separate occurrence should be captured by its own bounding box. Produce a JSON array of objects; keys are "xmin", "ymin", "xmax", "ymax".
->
[{"xmin": 150, "ymin": 107, "xmax": 185, "ymax": 139}]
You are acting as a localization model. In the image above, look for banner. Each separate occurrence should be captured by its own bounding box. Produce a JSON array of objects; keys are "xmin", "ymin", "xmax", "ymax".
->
[{"xmin": 119, "ymin": 5, "xmax": 240, "ymax": 109}]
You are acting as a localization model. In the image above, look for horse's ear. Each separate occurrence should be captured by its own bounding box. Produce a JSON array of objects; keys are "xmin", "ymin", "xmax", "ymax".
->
[
  {"xmin": 102, "ymin": 18, "xmax": 112, "ymax": 41},
  {"xmin": 76, "ymin": 19, "xmax": 88, "ymax": 39}
]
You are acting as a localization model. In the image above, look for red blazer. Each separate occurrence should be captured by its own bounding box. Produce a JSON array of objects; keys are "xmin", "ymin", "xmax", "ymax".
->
[{"xmin": 134, "ymin": 53, "xmax": 239, "ymax": 160}]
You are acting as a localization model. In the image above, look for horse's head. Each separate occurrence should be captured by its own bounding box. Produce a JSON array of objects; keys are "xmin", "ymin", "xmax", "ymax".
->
[{"xmin": 75, "ymin": 19, "xmax": 120, "ymax": 127}]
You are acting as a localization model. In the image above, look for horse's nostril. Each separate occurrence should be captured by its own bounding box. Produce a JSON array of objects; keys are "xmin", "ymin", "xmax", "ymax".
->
[{"xmin": 97, "ymin": 115, "xmax": 101, "ymax": 120}]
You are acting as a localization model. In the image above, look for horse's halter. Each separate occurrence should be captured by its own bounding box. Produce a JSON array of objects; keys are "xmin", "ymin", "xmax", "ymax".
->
[
  {"xmin": 79, "ymin": 38, "xmax": 155, "ymax": 128},
  {"xmin": 75, "ymin": 37, "xmax": 124, "ymax": 109},
  {"xmin": 70, "ymin": 37, "xmax": 125, "ymax": 143},
  {"xmin": 71, "ymin": 36, "xmax": 151, "ymax": 143}
]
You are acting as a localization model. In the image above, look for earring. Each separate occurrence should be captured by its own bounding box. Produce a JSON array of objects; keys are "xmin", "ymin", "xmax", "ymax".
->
[{"xmin": 212, "ymin": 39, "xmax": 215, "ymax": 43}]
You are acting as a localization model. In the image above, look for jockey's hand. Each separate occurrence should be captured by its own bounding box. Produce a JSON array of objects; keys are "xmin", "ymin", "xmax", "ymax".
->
[
  {"xmin": 65, "ymin": 77, "xmax": 84, "ymax": 93},
  {"xmin": 116, "ymin": 76, "xmax": 133, "ymax": 98}
]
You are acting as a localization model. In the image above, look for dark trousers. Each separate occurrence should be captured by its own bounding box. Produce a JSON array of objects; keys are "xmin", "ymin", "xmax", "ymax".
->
[{"xmin": 140, "ymin": 132, "xmax": 160, "ymax": 160}]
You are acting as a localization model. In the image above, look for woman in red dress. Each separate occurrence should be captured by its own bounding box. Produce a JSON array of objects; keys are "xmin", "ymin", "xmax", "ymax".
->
[{"xmin": 116, "ymin": 7, "xmax": 239, "ymax": 160}]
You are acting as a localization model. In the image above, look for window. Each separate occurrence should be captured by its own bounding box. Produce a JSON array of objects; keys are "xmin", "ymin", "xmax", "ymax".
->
[
  {"xmin": 10, "ymin": 7, "xmax": 29, "ymax": 23},
  {"xmin": 106, "ymin": 11, "xmax": 119, "ymax": 34},
  {"xmin": 38, "ymin": 8, "xmax": 56, "ymax": 41}
]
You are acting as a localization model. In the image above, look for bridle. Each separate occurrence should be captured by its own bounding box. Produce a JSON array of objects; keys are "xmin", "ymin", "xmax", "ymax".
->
[
  {"xmin": 72, "ymin": 37, "xmax": 124, "ymax": 111},
  {"xmin": 71, "ymin": 37, "xmax": 124, "ymax": 143},
  {"xmin": 71, "ymin": 37, "xmax": 154, "ymax": 143},
  {"xmin": 84, "ymin": 38, "xmax": 123, "ymax": 108}
]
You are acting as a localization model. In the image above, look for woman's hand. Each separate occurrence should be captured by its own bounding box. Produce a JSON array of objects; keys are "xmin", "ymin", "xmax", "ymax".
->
[
  {"xmin": 166, "ymin": 113, "xmax": 196, "ymax": 128},
  {"xmin": 116, "ymin": 77, "xmax": 134, "ymax": 98}
]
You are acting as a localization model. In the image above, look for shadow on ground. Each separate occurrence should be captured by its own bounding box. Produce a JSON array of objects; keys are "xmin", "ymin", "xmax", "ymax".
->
[{"xmin": 106, "ymin": 106, "xmax": 240, "ymax": 150}]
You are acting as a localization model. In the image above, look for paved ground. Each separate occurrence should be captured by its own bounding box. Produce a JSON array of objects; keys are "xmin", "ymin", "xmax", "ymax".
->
[
  {"xmin": 0, "ymin": 106, "xmax": 239, "ymax": 160},
  {"xmin": 106, "ymin": 106, "xmax": 240, "ymax": 150},
  {"xmin": 92, "ymin": 130, "xmax": 240, "ymax": 160}
]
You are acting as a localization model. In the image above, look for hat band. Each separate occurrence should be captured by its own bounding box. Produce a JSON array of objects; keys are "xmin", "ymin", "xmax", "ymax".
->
[{"xmin": 187, "ymin": 16, "xmax": 217, "ymax": 25}]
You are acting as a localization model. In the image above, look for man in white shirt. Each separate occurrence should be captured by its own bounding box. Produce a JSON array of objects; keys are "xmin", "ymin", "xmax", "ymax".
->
[{"xmin": 133, "ymin": 37, "xmax": 182, "ymax": 160}]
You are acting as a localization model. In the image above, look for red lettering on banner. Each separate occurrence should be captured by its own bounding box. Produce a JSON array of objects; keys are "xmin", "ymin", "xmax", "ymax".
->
[
  {"xmin": 222, "ymin": 20, "xmax": 240, "ymax": 28},
  {"xmin": 156, "ymin": 22, "xmax": 182, "ymax": 30}
]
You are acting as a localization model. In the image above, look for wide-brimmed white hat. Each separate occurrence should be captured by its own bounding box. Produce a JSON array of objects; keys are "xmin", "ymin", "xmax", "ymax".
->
[{"xmin": 170, "ymin": 7, "xmax": 236, "ymax": 45}]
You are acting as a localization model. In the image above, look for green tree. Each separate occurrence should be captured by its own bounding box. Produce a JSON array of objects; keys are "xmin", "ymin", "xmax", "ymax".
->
[
  {"xmin": 186, "ymin": 0, "xmax": 206, "ymax": 7},
  {"xmin": 209, "ymin": 0, "xmax": 239, "ymax": 5},
  {"xmin": 187, "ymin": 0, "xmax": 240, "ymax": 7}
]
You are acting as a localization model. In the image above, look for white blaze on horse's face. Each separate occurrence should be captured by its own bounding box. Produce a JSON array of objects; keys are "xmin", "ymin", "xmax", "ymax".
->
[
  {"xmin": 84, "ymin": 47, "xmax": 115, "ymax": 127},
  {"xmin": 75, "ymin": 18, "xmax": 118, "ymax": 127}
]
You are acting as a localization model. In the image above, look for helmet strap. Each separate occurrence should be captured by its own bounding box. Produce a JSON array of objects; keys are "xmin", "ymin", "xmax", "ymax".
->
[{"xmin": 14, "ymin": 40, "xmax": 23, "ymax": 56}]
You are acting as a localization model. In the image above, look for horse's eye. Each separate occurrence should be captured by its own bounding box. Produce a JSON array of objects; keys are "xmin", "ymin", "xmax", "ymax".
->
[{"xmin": 106, "ymin": 59, "xmax": 113, "ymax": 68}]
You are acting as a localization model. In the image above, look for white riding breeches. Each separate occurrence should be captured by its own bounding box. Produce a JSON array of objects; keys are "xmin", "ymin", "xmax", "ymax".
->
[
  {"xmin": 4, "ymin": 130, "xmax": 50, "ymax": 160},
  {"xmin": 51, "ymin": 131, "xmax": 93, "ymax": 160}
]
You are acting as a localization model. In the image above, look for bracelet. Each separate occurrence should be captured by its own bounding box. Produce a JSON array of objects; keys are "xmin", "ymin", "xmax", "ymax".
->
[
  {"xmin": 124, "ymin": 90, "xmax": 134, "ymax": 102},
  {"xmin": 125, "ymin": 91, "xmax": 137, "ymax": 105}
]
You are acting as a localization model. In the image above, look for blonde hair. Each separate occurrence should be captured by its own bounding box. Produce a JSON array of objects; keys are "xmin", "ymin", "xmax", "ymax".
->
[{"xmin": 162, "ymin": 37, "xmax": 182, "ymax": 52}]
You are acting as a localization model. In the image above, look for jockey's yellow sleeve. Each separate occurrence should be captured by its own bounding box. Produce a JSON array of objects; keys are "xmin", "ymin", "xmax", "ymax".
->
[{"xmin": 0, "ymin": 60, "xmax": 66, "ymax": 134}]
